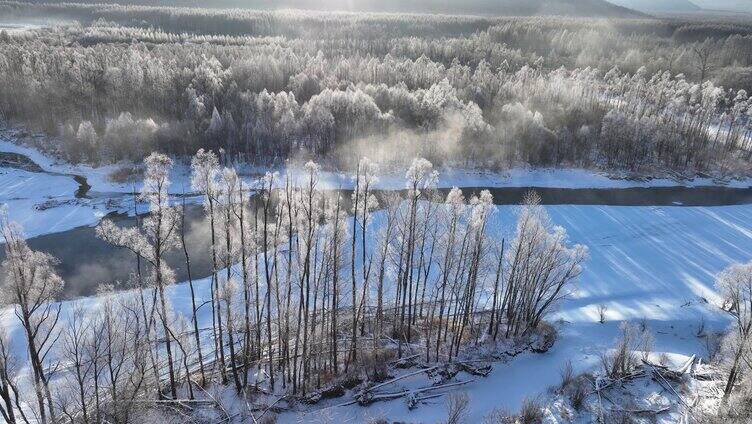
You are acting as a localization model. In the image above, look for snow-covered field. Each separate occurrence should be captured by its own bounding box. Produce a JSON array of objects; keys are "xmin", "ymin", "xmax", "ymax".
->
[{"xmin": 1, "ymin": 137, "xmax": 751, "ymax": 421}]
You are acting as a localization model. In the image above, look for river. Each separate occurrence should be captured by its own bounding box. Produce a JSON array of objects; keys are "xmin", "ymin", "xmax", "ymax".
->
[{"xmin": 1, "ymin": 150, "xmax": 752, "ymax": 298}]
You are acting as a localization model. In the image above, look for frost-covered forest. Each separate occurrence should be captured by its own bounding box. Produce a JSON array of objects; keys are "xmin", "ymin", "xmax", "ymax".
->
[
  {"xmin": 1, "ymin": 1, "xmax": 752, "ymax": 173},
  {"xmin": 3, "ymin": 1, "xmax": 752, "ymax": 424}
]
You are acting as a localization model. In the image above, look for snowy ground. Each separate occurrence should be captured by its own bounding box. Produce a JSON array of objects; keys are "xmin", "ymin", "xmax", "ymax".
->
[
  {"xmin": 0, "ymin": 138, "xmax": 197, "ymax": 237},
  {"xmin": 0, "ymin": 22, "xmax": 44, "ymax": 33}
]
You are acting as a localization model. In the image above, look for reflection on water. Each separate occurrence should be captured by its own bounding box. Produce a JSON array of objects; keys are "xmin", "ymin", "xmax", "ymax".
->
[{"xmin": 3, "ymin": 205, "xmax": 215, "ymax": 299}]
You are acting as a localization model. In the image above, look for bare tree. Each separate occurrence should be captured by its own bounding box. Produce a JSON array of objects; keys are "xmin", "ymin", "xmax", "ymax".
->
[
  {"xmin": 180, "ymin": 192, "xmax": 207, "ymax": 386},
  {"xmin": 348, "ymin": 157, "xmax": 379, "ymax": 366},
  {"xmin": 59, "ymin": 306, "xmax": 95, "ymax": 423},
  {"xmin": 692, "ymin": 38, "xmax": 717, "ymax": 82},
  {"xmin": 445, "ymin": 392, "xmax": 470, "ymax": 424},
  {"xmin": 217, "ymin": 167, "xmax": 243, "ymax": 392},
  {"xmin": 716, "ymin": 260, "xmax": 752, "ymax": 400},
  {"xmin": 0, "ymin": 327, "xmax": 27, "ymax": 424},
  {"xmin": 0, "ymin": 213, "xmax": 64, "ymax": 424},
  {"xmin": 191, "ymin": 149, "xmax": 227, "ymax": 384},
  {"xmin": 502, "ymin": 192, "xmax": 587, "ymax": 338}
]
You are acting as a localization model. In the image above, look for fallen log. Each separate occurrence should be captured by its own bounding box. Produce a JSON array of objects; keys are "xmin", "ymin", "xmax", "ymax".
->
[
  {"xmin": 606, "ymin": 405, "xmax": 671, "ymax": 415},
  {"xmin": 357, "ymin": 379, "xmax": 476, "ymax": 406},
  {"xmin": 647, "ymin": 364, "xmax": 689, "ymax": 409},
  {"xmin": 587, "ymin": 371, "xmax": 645, "ymax": 395},
  {"xmin": 359, "ymin": 366, "xmax": 439, "ymax": 395},
  {"xmin": 304, "ymin": 384, "xmax": 347, "ymax": 404},
  {"xmin": 458, "ymin": 362, "xmax": 492, "ymax": 377},
  {"xmin": 407, "ymin": 392, "xmax": 445, "ymax": 409}
]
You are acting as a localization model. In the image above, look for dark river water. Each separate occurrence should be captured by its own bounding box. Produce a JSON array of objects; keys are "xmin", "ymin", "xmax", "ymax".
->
[{"xmin": 17, "ymin": 205, "xmax": 216, "ymax": 298}]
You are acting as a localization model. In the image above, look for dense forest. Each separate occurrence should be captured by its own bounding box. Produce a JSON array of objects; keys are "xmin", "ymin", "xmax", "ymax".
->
[{"xmin": 0, "ymin": 1, "xmax": 751, "ymax": 173}]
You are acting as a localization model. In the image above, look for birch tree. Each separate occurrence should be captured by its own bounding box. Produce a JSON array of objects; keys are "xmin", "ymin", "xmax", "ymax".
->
[
  {"xmin": 349, "ymin": 157, "xmax": 379, "ymax": 366},
  {"xmin": 97, "ymin": 153, "xmax": 181, "ymax": 398},
  {"xmin": 191, "ymin": 149, "xmax": 227, "ymax": 383},
  {"xmin": 0, "ymin": 213, "xmax": 63, "ymax": 424}
]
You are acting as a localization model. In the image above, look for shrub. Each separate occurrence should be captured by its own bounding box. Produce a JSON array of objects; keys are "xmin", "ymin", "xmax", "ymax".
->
[
  {"xmin": 483, "ymin": 408, "xmax": 515, "ymax": 424},
  {"xmin": 109, "ymin": 165, "xmax": 143, "ymax": 184},
  {"xmin": 359, "ymin": 348, "xmax": 395, "ymax": 383},
  {"xmin": 598, "ymin": 304, "xmax": 608, "ymax": 324},
  {"xmin": 567, "ymin": 377, "xmax": 589, "ymax": 412},
  {"xmin": 600, "ymin": 322, "xmax": 652, "ymax": 378},
  {"xmin": 259, "ymin": 415, "xmax": 277, "ymax": 424},
  {"xmin": 445, "ymin": 392, "xmax": 470, "ymax": 424},
  {"xmin": 531, "ymin": 321, "xmax": 557, "ymax": 353},
  {"xmin": 519, "ymin": 398, "xmax": 544, "ymax": 424},
  {"xmin": 607, "ymin": 410, "xmax": 637, "ymax": 424},
  {"xmin": 559, "ymin": 359, "xmax": 574, "ymax": 389}
]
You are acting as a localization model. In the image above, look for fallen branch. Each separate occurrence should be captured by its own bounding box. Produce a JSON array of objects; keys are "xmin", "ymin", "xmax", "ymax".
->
[
  {"xmin": 249, "ymin": 396, "xmax": 287, "ymax": 424},
  {"xmin": 130, "ymin": 399, "xmax": 216, "ymax": 405},
  {"xmin": 587, "ymin": 371, "xmax": 645, "ymax": 395}
]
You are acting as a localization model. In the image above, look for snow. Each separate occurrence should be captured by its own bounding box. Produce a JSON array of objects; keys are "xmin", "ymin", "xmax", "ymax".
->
[
  {"xmin": 2, "ymin": 135, "xmax": 751, "ymax": 239},
  {"xmin": 0, "ymin": 167, "xmax": 116, "ymax": 238},
  {"xmin": 0, "ymin": 138, "xmax": 195, "ymax": 238},
  {"xmin": 0, "ymin": 22, "xmax": 43, "ymax": 33},
  {"xmin": 0, "ymin": 138, "xmax": 193, "ymax": 195},
  {"xmin": 2, "ymin": 136, "xmax": 750, "ymax": 199}
]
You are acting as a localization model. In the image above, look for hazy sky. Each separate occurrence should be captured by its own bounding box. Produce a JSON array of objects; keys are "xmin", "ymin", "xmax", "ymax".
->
[
  {"xmin": 608, "ymin": 0, "xmax": 752, "ymax": 13},
  {"xmin": 605, "ymin": 0, "xmax": 699, "ymax": 13},
  {"xmin": 692, "ymin": 0, "xmax": 752, "ymax": 13}
]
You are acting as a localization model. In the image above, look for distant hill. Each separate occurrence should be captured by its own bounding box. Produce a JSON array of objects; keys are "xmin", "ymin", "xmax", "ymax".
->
[
  {"xmin": 691, "ymin": 0, "xmax": 752, "ymax": 13},
  {"xmin": 16, "ymin": 0, "xmax": 647, "ymax": 17},
  {"xmin": 605, "ymin": 0, "xmax": 701, "ymax": 14}
]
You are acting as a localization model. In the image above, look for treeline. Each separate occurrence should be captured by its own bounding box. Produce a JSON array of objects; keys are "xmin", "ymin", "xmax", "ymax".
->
[{"xmin": 0, "ymin": 152, "xmax": 586, "ymax": 423}]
